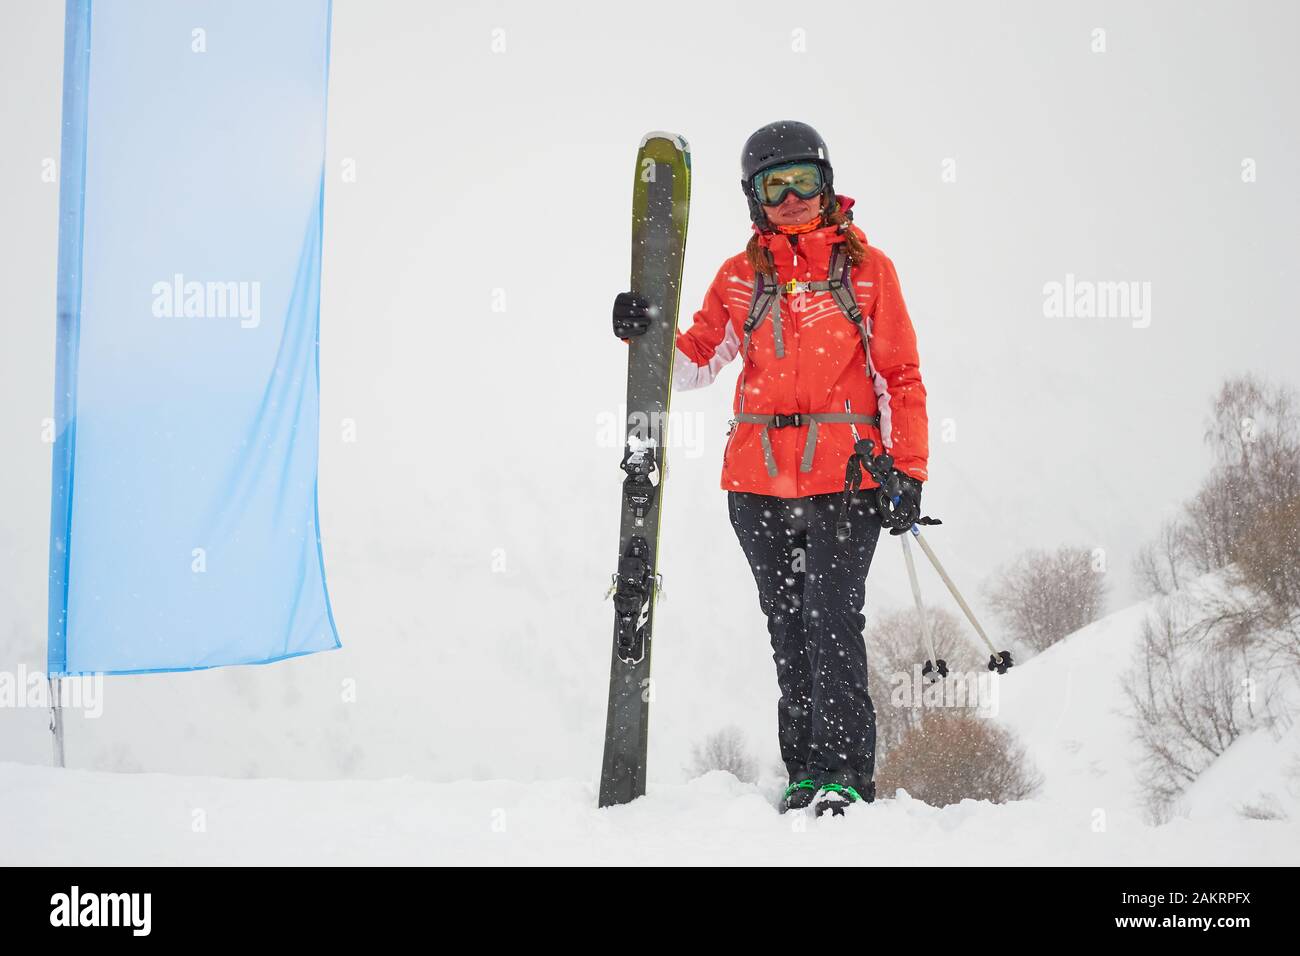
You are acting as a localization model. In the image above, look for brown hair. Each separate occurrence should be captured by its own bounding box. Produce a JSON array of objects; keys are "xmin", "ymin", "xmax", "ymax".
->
[{"xmin": 745, "ymin": 195, "xmax": 867, "ymax": 277}]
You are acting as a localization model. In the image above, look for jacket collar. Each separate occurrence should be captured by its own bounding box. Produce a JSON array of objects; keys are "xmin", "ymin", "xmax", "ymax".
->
[{"xmin": 753, "ymin": 194, "xmax": 865, "ymax": 273}]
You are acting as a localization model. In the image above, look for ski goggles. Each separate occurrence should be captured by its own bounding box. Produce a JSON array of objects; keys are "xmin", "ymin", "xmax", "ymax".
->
[{"xmin": 752, "ymin": 162, "xmax": 825, "ymax": 206}]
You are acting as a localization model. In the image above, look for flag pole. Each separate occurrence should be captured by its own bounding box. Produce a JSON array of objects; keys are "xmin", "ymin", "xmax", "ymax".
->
[
  {"xmin": 48, "ymin": 677, "xmax": 66, "ymax": 768},
  {"xmin": 47, "ymin": 0, "xmax": 92, "ymax": 755}
]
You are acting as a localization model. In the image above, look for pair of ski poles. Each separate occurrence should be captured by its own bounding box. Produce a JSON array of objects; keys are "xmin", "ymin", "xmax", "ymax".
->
[
  {"xmin": 899, "ymin": 524, "xmax": 1012, "ymax": 678},
  {"xmin": 849, "ymin": 438, "xmax": 1013, "ymax": 677}
]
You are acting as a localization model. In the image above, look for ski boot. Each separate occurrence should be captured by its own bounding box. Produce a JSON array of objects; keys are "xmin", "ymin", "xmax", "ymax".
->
[
  {"xmin": 780, "ymin": 778, "xmax": 817, "ymax": 814},
  {"xmin": 812, "ymin": 780, "xmax": 876, "ymax": 817}
]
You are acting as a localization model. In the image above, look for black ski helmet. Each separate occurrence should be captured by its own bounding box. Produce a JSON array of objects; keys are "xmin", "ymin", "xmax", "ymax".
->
[{"xmin": 740, "ymin": 120, "xmax": 836, "ymax": 229}]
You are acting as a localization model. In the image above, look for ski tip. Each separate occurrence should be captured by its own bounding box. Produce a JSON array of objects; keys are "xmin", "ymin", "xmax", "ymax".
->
[{"xmin": 640, "ymin": 130, "xmax": 690, "ymax": 153}]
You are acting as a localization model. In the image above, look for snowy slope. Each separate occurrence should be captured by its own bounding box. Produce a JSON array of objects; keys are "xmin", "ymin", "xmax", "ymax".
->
[
  {"xmin": 4, "ymin": 574, "xmax": 1298, "ymax": 866},
  {"xmin": 1179, "ymin": 722, "xmax": 1300, "ymax": 822},
  {"xmin": 995, "ymin": 598, "xmax": 1155, "ymax": 817},
  {"xmin": 998, "ymin": 571, "xmax": 1300, "ymax": 827}
]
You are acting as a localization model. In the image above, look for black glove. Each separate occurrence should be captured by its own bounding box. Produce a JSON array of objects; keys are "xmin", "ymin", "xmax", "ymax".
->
[
  {"xmin": 877, "ymin": 470, "xmax": 923, "ymax": 535},
  {"xmin": 613, "ymin": 292, "xmax": 652, "ymax": 339}
]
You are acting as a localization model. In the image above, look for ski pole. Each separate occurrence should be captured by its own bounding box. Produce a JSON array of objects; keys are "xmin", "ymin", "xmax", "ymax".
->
[
  {"xmin": 907, "ymin": 525, "xmax": 1012, "ymax": 674},
  {"xmin": 899, "ymin": 533, "xmax": 944, "ymax": 678},
  {"xmin": 849, "ymin": 438, "xmax": 1011, "ymax": 673}
]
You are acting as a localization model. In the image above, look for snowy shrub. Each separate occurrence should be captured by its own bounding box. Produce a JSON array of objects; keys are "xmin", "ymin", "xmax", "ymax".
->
[
  {"xmin": 986, "ymin": 546, "xmax": 1107, "ymax": 655},
  {"xmin": 687, "ymin": 725, "xmax": 758, "ymax": 784},
  {"xmin": 1235, "ymin": 496, "xmax": 1300, "ymax": 621},
  {"xmin": 1122, "ymin": 592, "xmax": 1280, "ymax": 822},
  {"xmin": 866, "ymin": 606, "xmax": 981, "ymax": 762},
  {"xmin": 875, "ymin": 712, "xmax": 1042, "ymax": 807},
  {"xmin": 1236, "ymin": 795, "xmax": 1287, "ymax": 821}
]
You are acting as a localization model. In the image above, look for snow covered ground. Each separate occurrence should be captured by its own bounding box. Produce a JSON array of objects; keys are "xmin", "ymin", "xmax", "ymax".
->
[
  {"xmin": 1, "ymin": 765, "xmax": 1291, "ymax": 867},
  {"xmin": 5, "ymin": 579, "xmax": 1296, "ymax": 866},
  {"xmin": 0, "ymin": 762, "xmax": 1292, "ymax": 867}
]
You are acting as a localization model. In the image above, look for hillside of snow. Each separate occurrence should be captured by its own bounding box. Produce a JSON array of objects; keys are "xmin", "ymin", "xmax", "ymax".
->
[
  {"xmin": 998, "ymin": 571, "xmax": 1300, "ymax": 827},
  {"xmin": 5, "ymin": 576, "xmax": 1296, "ymax": 866}
]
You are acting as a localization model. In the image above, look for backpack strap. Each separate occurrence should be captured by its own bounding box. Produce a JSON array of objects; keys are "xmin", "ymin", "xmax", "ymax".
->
[
  {"xmin": 743, "ymin": 272, "xmax": 784, "ymax": 360},
  {"xmin": 796, "ymin": 244, "xmax": 878, "ymax": 391},
  {"xmin": 735, "ymin": 273, "xmax": 778, "ymax": 419},
  {"xmin": 828, "ymin": 243, "xmax": 873, "ymax": 364}
]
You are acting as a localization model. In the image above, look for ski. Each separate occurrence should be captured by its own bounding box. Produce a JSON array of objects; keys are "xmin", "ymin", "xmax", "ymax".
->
[{"xmin": 599, "ymin": 132, "xmax": 691, "ymax": 807}]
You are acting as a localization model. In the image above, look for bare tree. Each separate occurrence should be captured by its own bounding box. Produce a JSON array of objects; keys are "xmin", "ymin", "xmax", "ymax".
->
[
  {"xmin": 1204, "ymin": 376, "xmax": 1300, "ymax": 488},
  {"xmin": 867, "ymin": 605, "xmax": 981, "ymax": 677},
  {"xmin": 1182, "ymin": 376, "xmax": 1300, "ymax": 576},
  {"xmin": 866, "ymin": 606, "xmax": 982, "ymax": 762},
  {"xmin": 687, "ymin": 725, "xmax": 758, "ymax": 784},
  {"xmin": 1133, "ymin": 518, "xmax": 1189, "ymax": 597},
  {"xmin": 1132, "ymin": 375, "xmax": 1300, "ymax": 601},
  {"xmin": 1201, "ymin": 377, "xmax": 1300, "ymax": 662},
  {"xmin": 1181, "ymin": 474, "xmax": 1246, "ymax": 575},
  {"xmin": 986, "ymin": 546, "xmax": 1107, "ymax": 654},
  {"xmin": 876, "ymin": 712, "xmax": 1043, "ymax": 807}
]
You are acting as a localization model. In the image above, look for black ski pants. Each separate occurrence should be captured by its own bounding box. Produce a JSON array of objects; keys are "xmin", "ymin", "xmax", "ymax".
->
[{"xmin": 728, "ymin": 490, "xmax": 882, "ymax": 796}]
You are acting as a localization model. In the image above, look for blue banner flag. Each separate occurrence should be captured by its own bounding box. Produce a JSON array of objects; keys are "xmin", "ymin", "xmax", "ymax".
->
[{"xmin": 48, "ymin": 0, "xmax": 340, "ymax": 675}]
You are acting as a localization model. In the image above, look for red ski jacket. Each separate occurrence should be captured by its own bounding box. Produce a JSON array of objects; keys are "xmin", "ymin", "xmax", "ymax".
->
[{"xmin": 674, "ymin": 197, "xmax": 928, "ymax": 498}]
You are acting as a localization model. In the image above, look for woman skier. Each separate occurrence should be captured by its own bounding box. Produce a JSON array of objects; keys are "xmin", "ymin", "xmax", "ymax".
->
[{"xmin": 613, "ymin": 121, "xmax": 929, "ymax": 815}]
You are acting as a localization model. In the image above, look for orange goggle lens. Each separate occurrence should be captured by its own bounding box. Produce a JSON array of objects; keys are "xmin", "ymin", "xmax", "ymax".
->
[{"xmin": 753, "ymin": 162, "xmax": 824, "ymax": 205}]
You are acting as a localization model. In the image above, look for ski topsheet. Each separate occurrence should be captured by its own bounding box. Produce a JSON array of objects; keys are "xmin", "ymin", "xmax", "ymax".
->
[{"xmin": 599, "ymin": 132, "xmax": 691, "ymax": 808}]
